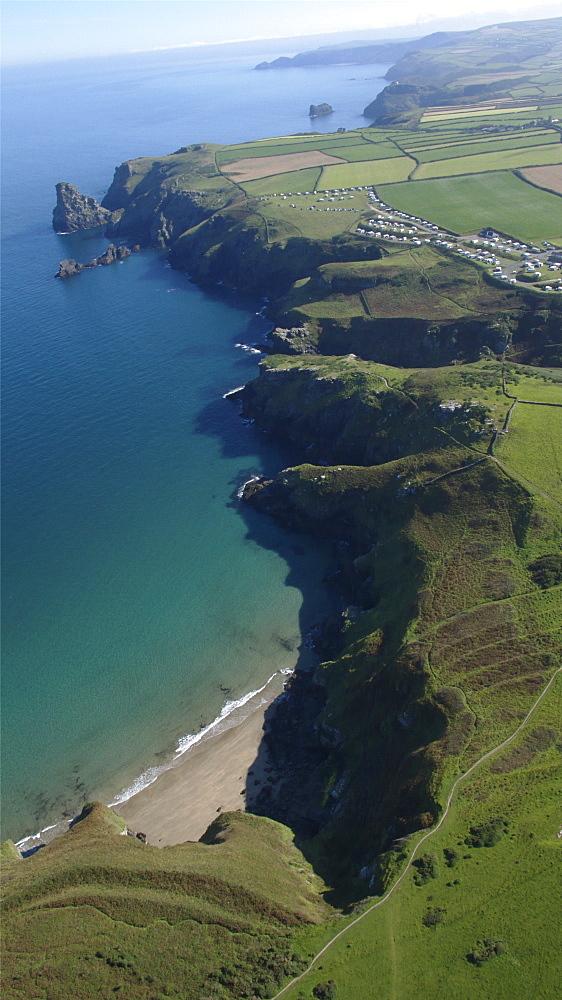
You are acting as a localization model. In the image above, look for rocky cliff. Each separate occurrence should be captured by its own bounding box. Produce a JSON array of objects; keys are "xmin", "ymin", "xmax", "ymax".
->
[
  {"xmin": 101, "ymin": 144, "xmax": 235, "ymax": 247},
  {"xmin": 52, "ymin": 182, "xmax": 116, "ymax": 232}
]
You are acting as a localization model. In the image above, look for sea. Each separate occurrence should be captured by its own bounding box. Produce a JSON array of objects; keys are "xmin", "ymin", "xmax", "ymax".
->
[{"xmin": 1, "ymin": 43, "xmax": 389, "ymax": 847}]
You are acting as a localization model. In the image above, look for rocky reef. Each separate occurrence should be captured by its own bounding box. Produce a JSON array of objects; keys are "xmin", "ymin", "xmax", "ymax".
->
[
  {"xmin": 52, "ymin": 182, "xmax": 116, "ymax": 232},
  {"xmin": 55, "ymin": 243, "xmax": 140, "ymax": 278}
]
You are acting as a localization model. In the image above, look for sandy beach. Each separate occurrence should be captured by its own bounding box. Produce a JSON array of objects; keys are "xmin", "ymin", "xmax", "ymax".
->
[{"xmin": 115, "ymin": 672, "xmax": 286, "ymax": 846}]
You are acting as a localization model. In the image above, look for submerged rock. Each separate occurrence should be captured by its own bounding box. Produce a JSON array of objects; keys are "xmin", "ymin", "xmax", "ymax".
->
[{"xmin": 53, "ymin": 182, "xmax": 115, "ymax": 232}]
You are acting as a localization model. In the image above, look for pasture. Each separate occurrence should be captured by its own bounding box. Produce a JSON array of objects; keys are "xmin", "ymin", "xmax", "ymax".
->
[
  {"xmin": 320, "ymin": 156, "xmax": 414, "ymax": 188},
  {"xmin": 496, "ymin": 403, "xmax": 562, "ymax": 503},
  {"xmin": 413, "ymin": 144, "xmax": 562, "ymax": 180},
  {"xmin": 410, "ymin": 132, "xmax": 559, "ymax": 162},
  {"xmin": 376, "ymin": 172, "xmax": 562, "ymax": 243}
]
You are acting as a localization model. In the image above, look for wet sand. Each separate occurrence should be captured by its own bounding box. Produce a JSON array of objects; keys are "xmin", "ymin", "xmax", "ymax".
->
[{"xmin": 115, "ymin": 673, "xmax": 285, "ymax": 845}]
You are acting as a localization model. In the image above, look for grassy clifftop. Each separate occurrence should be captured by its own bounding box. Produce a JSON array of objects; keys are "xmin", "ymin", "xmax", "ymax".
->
[{"xmin": 1, "ymin": 803, "xmax": 332, "ymax": 999}]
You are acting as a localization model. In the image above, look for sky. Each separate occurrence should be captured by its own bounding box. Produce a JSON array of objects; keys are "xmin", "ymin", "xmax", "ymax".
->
[{"xmin": 2, "ymin": 0, "xmax": 562, "ymax": 65}]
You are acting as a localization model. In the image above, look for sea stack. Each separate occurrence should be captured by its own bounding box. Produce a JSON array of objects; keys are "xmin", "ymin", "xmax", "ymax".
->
[
  {"xmin": 309, "ymin": 103, "xmax": 334, "ymax": 117},
  {"xmin": 52, "ymin": 182, "xmax": 115, "ymax": 232}
]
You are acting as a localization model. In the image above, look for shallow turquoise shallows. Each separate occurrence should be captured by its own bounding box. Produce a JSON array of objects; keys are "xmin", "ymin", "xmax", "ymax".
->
[{"xmin": 1, "ymin": 47, "xmax": 389, "ymax": 843}]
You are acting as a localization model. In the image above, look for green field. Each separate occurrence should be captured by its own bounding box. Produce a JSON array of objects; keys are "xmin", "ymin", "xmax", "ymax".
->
[
  {"xmin": 496, "ymin": 403, "xmax": 562, "ymax": 502},
  {"xmin": 240, "ymin": 166, "xmax": 323, "ymax": 196},
  {"xmin": 320, "ymin": 140, "xmax": 404, "ymax": 161},
  {"xmin": 320, "ymin": 156, "xmax": 414, "ymax": 188},
  {"xmin": 421, "ymin": 104, "xmax": 539, "ymax": 121},
  {"xmin": 377, "ymin": 171, "xmax": 562, "ymax": 242},
  {"xmin": 411, "ymin": 133, "xmax": 559, "ymax": 162},
  {"xmin": 504, "ymin": 367, "xmax": 562, "ymax": 403},
  {"xmin": 414, "ymin": 144, "xmax": 562, "ymax": 180}
]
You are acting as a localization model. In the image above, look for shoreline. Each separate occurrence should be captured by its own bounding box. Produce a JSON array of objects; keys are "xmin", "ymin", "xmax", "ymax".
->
[
  {"xmin": 115, "ymin": 670, "xmax": 287, "ymax": 845},
  {"xmin": 15, "ymin": 669, "xmax": 289, "ymax": 853}
]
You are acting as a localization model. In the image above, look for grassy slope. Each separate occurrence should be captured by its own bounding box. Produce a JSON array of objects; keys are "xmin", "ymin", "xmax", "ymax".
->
[
  {"xmin": 278, "ymin": 675, "xmax": 561, "ymax": 1000},
  {"xmin": 244, "ymin": 353, "xmax": 562, "ymax": 997},
  {"xmin": 1, "ymin": 805, "xmax": 331, "ymax": 1000}
]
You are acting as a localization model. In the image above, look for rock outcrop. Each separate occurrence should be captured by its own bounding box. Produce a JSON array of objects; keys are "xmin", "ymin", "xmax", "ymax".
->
[
  {"xmin": 55, "ymin": 244, "xmax": 138, "ymax": 277},
  {"xmin": 309, "ymin": 103, "xmax": 334, "ymax": 117},
  {"xmin": 55, "ymin": 258, "xmax": 85, "ymax": 278},
  {"xmin": 52, "ymin": 182, "xmax": 115, "ymax": 232},
  {"xmin": 267, "ymin": 326, "xmax": 315, "ymax": 354}
]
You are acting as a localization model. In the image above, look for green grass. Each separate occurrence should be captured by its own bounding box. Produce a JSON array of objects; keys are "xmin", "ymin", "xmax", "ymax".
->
[
  {"xmin": 285, "ymin": 246, "xmax": 524, "ymax": 326},
  {"xmin": 503, "ymin": 367, "xmax": 562, "ymax": 403},
  {"xmin": 414, "ymin": 144, "xmax": 562, "ymax": 180},
  {"xmin": 496, "ymin": 403, "xmax": 562, "ymax": 503},
  {"xmin": 252, "ymin": 194, "xmax": 364, "ymax": 241},
  {"xmin": 240, "ymin": 167, "xmax": 323, "ymax": 196},
  {"xmin": 277, "ymin": 672, "xmax": 562, "ymax": 1000},
  {"xmin": 377, "ymin": 171, "xmax": 562, "ymax": 243},
  {"xmin": 319, "ymin": 141, "xmax": 405, "ymax": 162},
  {"xmin": 320, "ymin": 157, "xmax": 414, "ymax": 188},
  {"xmin": 411, "ymin": 132, "xmax": 560, "ymax": 162},
  {"xmin": 1, "ymin": 806, "xmax": 331, "ymax": 1000}
]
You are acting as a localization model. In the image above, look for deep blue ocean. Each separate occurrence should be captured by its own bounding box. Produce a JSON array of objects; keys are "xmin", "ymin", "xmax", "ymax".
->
[{"xmin": 1, "ymin": 45, "xmax": 388, "ymax": 844}]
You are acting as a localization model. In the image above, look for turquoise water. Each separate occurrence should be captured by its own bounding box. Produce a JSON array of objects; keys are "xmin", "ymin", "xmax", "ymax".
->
[{"xmin": 1, "ymin": 48, "xmax": 388, "ymax": 843}]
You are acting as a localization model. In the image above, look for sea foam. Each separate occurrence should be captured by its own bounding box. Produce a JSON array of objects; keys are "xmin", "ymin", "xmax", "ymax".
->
[{"xmin": 108, "ymin": 668, "xmax": 291, "ymax": 808}]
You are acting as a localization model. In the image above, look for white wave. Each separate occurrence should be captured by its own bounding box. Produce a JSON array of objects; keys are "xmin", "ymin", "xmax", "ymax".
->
[
  {"xmin": 15, "ymin": 669, "xmax": 293, "ymax": 844},
  {"xmin": 16, "ymin": 819, "xmax": 70, "ymax": 853},
  {"xmin": 236, "ymin": 475, "xmax": 260, "ymax": 499},
  {"xmin": 109, "ymin": 668, "xmax": 289, "ymax": 808},
  {"xmin": 222, "ymin": 386, "xmax": 245, "ymax": 399},
  {"xmin": 235, "ymin": 343, "xmax": 262, "ymax": 355}
]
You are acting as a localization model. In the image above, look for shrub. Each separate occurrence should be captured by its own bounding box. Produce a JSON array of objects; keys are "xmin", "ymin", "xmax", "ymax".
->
[
  {"xmin": 529, "ymin": 554, "xmax": 562, "ymax": 589},
  {"xmin": 466, "ymin": 938, "xmax": 507, "ymax": 966},
  {"xmin": 313, "ymin": 981, "xmax": 337, "ymax": 999},
  {"xmin": 423, "ymin": 906, "xmax": 447, "ymax": 927},
  {"xmin": 413, "ymin": 853, "xmax": 439, "ymax": 885},
  {"xmin": 443, "ymin": 848, "xmax": 459, "ymax": 867},
  {"xmin": 465, "ymin": 816, "xmax": 509, "ymax": 848}
]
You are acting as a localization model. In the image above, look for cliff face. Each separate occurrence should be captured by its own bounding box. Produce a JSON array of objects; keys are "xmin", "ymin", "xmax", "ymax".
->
[
  {"xmin": 106, "ymin": 187, "xmax": 219, "ymax": 248},
  {"xmin": 100, "ymin": 145, "xmax": 235, "ymax": 248},
  {"xmin": 170, "ymin": 214, "xmax": 383, "ymax": 297},
  {"xmin": 52, "ymin": 182, "xmax": 115, "ymax": 232},
  {"xmin": 240, "ymin": 357, "xmax": 491, "ymax": 472}
]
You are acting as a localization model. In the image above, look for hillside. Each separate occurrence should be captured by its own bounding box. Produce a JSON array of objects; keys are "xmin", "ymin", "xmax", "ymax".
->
[{"xmin": 1, "ymin": 804, "xmax": 332, "ymax": 999}]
